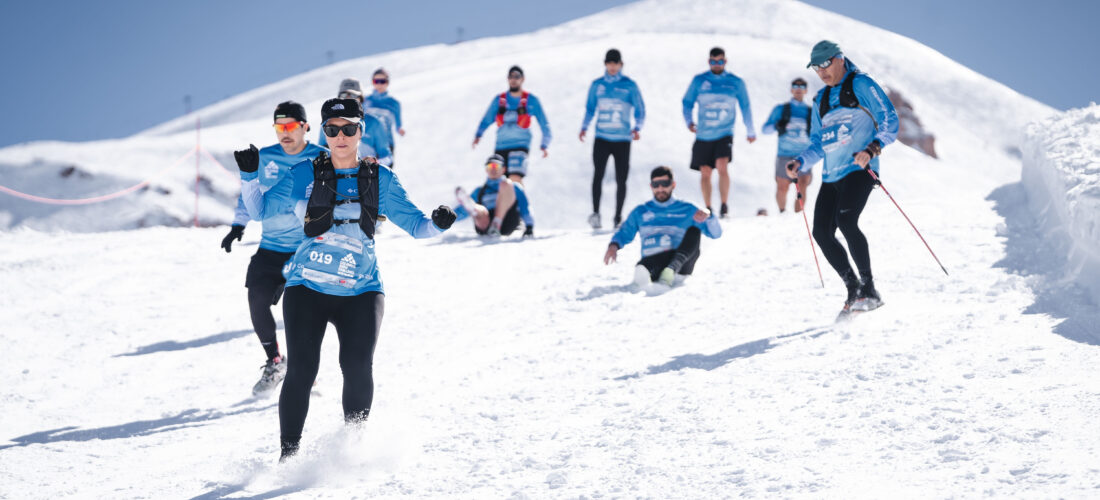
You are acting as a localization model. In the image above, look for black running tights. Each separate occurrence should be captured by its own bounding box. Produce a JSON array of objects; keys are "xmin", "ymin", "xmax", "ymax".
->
[
  {"xmin": 279, "ymin": 286, "xmax": 384, "ymax": 444},
  {"xmin": 812, "ymin": 169, "xmax": 876, "ymax": 280},
  {"xmin": 592, "ymin": 138, "xmax": 631, "ymax": 220}
]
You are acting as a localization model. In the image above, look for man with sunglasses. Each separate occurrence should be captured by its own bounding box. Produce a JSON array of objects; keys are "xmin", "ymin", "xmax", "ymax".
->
[
  {"xmin": 603, "ymin": 166, "xmax": 722, "ymax": 286},
  {"xmin": 452, "ymin": 154, "xmax": 535, "ymax": 237},
  {"xmin": 225, "ymin": 101, "xmax": 326, "ymax": 395},
  {"xmin": 682, "ymin": 47, "xmax": 756, "ymax": 219},
  {"xmin": 580, "ymin": 48, "xmax": 646, "ymax": 230},
  {"xmin": 364, "ymin": 68, "xmax": 404, "ymax": 166},
  {"xmin": 236, "ymin": 98, "xmax": 455, "ymax": 461},
  {"xmin": 762, "ymin": 77, "xmax": 814, "ymax": 213},
  {"xmin": 785, "ymin": 40, "xmax": 898, "ymax": 314},
  {"xmin": 473, "ymin": 65, "xmax": 551, "ymax": 184},
  {"xmin": 320, "ymin": 78, "xmax": 393, "ymax": 167}
]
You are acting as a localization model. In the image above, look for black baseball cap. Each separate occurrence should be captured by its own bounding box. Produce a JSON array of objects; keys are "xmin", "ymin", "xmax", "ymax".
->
[
  {"xmin": 605, "ymin": 49, "xmax": 622, "ymax": 63},
  {"xmin": 508, "ymin": 65, "xmax": 524, "ymax": 78},
  {"xmin": 321, "ymin": 98, "xmax": 363, "ymax": 123},
  {"xmin": 274, "ymin": 101, "xmax": 307, "ymax": 123}
]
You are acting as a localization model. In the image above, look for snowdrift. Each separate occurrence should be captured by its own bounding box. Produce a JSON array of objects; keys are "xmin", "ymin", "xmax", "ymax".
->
[{"xmin": 1021, "ymin": 104, "xmax": 1100, "ymax": 306}]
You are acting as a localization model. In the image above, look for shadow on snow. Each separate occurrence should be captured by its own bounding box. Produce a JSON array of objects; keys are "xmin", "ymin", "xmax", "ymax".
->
[
  {"xmin": 615, "ymin": 325, "xmax": 832, "ymax": 380},
  {"xmin": 988, "ymin": 183, "xmax": 1100, "ymax": 345},
  {"xmin": 190, "ymin": 484, "xmax": 308, "ymax": 500},
  {"xmin": 114, "ymin": 325, "xmax": 282, "ymax": 357},
  {"xmin": 0, "ymin": 404, "xmax": 275, "ymax": 451}
]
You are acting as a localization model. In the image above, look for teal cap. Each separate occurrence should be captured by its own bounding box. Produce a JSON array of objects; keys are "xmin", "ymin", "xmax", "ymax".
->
[{"xmin": 807, "ymin": 40, "xmax": 842, "ymax": 68}]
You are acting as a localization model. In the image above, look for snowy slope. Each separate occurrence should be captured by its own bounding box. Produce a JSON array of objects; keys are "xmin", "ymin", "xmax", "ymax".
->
[
  {"xmin": 0, "ymin": 0, "xmax": 1049, "ymax": 231},
  {"xmin": 4, "ymin": 0, "xmax": 1098, "ymax": 498}
]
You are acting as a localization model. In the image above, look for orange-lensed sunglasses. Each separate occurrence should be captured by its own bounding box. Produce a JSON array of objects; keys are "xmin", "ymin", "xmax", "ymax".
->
[{"xmin": 272, "ymin": 121, "xmax": 304, "ymax": 133}]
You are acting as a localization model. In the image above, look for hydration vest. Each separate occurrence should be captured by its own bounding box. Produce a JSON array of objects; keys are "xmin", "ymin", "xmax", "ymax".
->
[
  {"xmin": 818, "ymin": 71, "xmax": 860, "ymax": 119},
  {"xmin": 303, "ymin": 152, "xmax": 380, "ymax": 239},
  {"xmin": 495, "ymin": 92, "xmax": 531, "ymax": 129},
  {"xmin": 776, "ymin": 102, "xmax": 813, "ymax": 136}
]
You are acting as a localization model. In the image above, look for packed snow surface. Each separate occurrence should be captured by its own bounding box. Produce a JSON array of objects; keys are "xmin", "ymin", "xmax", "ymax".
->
[{"xmin": 3, "ymin": 0, "xmax": 1098, "ymax": 498}]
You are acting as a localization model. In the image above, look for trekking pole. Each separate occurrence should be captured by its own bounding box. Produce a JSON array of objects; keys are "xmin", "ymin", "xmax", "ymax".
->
[
  {"xmin": 864, "ymin": 168, "xmax": 949, "ymax": 276},
  {"xmin": 796, "ymin": 189, "xmax": 825, "ymax": 288}
]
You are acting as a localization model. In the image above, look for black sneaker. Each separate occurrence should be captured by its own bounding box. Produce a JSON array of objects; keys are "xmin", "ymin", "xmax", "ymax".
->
[
  {"xmin": 720, "ymin": 203, "xmax": 729, "ymax": 218},
  {"xmin": 279, "ymin": 438, "xmax": 299, "ymax": 463},
  {"xmin": 613, "ymin": 215, "xmax": 622, "ymax": 229},
  {"xmin": 852, "ymin": 277, "xmax": 883, "ymax": 311}
]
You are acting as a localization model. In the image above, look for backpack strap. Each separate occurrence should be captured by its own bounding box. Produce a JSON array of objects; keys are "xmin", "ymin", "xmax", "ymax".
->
[
  {"xmin": 818, "ymin": 70, "xmax": 860, "ymax": 119},
  {"xmin": 304, "ymin": 152, "xmax": 336, "ymax": 238},
  {"xmin": 776, "ymin": 103, "xmax": 792, "ymax": 136},
  {"xmin": 495, "ymin": 92, "xmax": 508, "ymax": 127},
  {"xmin": 356, "ymin": 158, "xmax": 380, "ymax": 239}
]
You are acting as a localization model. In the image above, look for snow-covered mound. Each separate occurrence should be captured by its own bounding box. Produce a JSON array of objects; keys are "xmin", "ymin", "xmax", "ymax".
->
[
  {"xmin": 1021, "ymin": 104, "xmax": 1100, "ymax": 304},
  {"xmin": 0, "ymin": 0, "xmax": 1050, "ymax": 232}
]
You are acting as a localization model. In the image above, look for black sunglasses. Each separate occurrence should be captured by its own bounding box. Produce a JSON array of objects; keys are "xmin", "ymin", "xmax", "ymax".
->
[
  {"xmin": 322, "ymin": 123, "xmax": 360, "ymax": 137},
  {"xmin": 373, "ymin": 79, "xmax": 388, "ymax": 84},
  {"xmin": 650, "ymin": 179, "xmax": 672, "ymax": 188}
]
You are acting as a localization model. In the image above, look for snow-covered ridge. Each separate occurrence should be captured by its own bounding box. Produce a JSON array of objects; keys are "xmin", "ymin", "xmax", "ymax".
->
[
  {"xmin": 0, "ymin": 0, "xmax": 1053, "ymax": 233},
  {"xmin": 1022, "ymin": 103, "xmax": 1100, "ymax": 305}
]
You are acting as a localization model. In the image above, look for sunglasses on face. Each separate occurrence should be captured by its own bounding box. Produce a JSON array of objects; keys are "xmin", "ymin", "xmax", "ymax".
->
[
  {"xmin": 272, "ymin": 121, "xmax": 304, "ymax": 133},
  {"xmin": 508, "ymin": 74, "xmax": 523, "ymax": 80},
  {"xmin": 792, "ymin": 84, "xmax": 807, "ymax": 89},
  {"xmin": 811, "ymin": 58, "xmax": 835, "ymax": 71},
  {"xmin": 650, "ymin": 179, "xmax": 672, "ymax": 188},
  {"xmin": 373, "ymin": 79, "xmax": 388, "ymax": 84},
  {"xmin": 338, "ymin": 92, "xmax": 360, "ymax": 100},
  {"xmin": 709, "ymin": 58, "xmax": 726, "ymax": 66},
  {"xmin": 322, "ymin": 123, "xmax": 360, "ymax": 137},
  {"xmin": 486, "ymin": 162, "xmax": 503, "ymax": 171}
]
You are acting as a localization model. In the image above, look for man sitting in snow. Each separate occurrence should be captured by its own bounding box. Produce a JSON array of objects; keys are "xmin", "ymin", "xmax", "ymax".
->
[
  {"xmin": 453, "ymin": 154, "xmax": 535, "ymax": 237},
  {"xmin": 603, "ymin": 166, "xmax": 722, "ymax": 285}
]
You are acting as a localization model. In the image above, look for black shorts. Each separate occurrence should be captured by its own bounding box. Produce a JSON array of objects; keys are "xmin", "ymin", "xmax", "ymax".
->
[
  {"xmin": 690, "ymin": 135, "xmax": 733, "ymax": 171},
  {"xmin": 245, "ymin": 248, "xmax": 296, "ymax": 290},
  {"xmin": 495, "ymin": 148, "xmax": 529, "ymax": 178},
  {"xmin": 474, "ymin": 203, "xmax": 521, "ymax": 236}
]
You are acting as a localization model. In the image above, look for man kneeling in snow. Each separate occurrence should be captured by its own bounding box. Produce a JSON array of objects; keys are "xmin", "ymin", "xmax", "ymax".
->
[
  {"xmin": 603, "ymin": 166, "xmax": 722, "ymax": 286},
  {"xmin": 453, "ymin": 154, "xmax": 535, "ymax": 237}
]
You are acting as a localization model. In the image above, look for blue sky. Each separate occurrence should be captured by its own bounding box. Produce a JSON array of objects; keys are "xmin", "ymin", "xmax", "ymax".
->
[{"xmin": 1, "ymin": 0, "xmax": 1096, "ymax": 148}]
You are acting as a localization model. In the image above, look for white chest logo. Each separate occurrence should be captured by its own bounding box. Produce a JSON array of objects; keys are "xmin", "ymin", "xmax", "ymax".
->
[
  {"xmin": 642, "ymin": 211, "xmax": 656, "ymax": 222},
  {"xmin": 263, "ymin": 161, "xmax": 279, "ymax": 178},
  {"xmin": 337, "ymin": 253, "xmax": 357, "ymax": 277}
]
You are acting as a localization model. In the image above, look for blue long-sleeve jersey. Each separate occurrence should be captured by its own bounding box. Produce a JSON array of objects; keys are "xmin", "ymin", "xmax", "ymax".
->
[
  {"xmin": 581, "ymin": 73, "xmax": 645, "ymax": 142},
  {"xmin": 761, "ymin": 99, "xmax": 813, "ymax": 157},
  {"xmin": 611, "ymin": 197, "xmax": 722, "ymax": 257},
  {"xmin": 795, "ymin": 59, "xmax": 898, "ymax": 183},
  {"xmin": 364, "ymin": 91, "xmax": 402, "ymax": 146},
  {"xmin": 682, "ymin": 70, "xmax": 756, "ymax": 141},
  {"xmin": 318, "ymin": 115, "xmax": 393, "ymax": 166},
  {"xmin": 236, "ymin": 142, "xmax": 327, "ymax": 252},
  {"xmin": 241, "ymin": 158, "xmax": 444, "ymax": 296},
  {"xmin": 475, "ymin": 91, "xmax": 552, "ymax": 151},
  {"xmin": 453, "ymin": 178, "xmax": 535, "ymax": 227}
]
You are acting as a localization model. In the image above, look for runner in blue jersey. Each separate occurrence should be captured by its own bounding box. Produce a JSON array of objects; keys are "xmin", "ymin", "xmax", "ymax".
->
[
  {"xmin": 364, "ymin": 68, "xmax": 404, "ymax": 166},
  {"xmin": 222, "ymin": 101, "xmax": 326, "ymax": 395},
  {"xmin": 453, "ymin": 154, "xmax": 535, "ymax": 237},
  {"xmin": 762, "ymin": 77, "xmax": 813, "ymax": 213},
  {"xmin": 785, "ymin": 40, "xmax": 899, "ymax": 313},
  {"xmin": 473, "ymin": 65, "xmax": 551, "ymax": 184},
  {"xmin": 580, "ymin": 49, "xmax": 646, "ymax": 230},
  {"xmin": 682, "ymin": 47, "xmax": 757, "ymax": 218},
  {"xmin": 318, "ymin": 77, "xmax": 393, "ymax": 167},
  {"xmin": 604, "ymin": 166, "xmax": 722, "ymax": 286},
  {"xmin": 236, "ymin": 98, "xmax": 455, "ymax": 461}
]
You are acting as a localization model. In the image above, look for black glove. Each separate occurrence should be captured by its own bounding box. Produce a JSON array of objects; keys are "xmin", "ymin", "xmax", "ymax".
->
[
  {"xmin": 233, "ymin": 144, "xmax": 259, "ymax": 173},
  {"xmin": 523, "ymin": 225, "xmax": 534, "ymax": 238},
  {"xmin": 431, "ymin": 205, "xmax": 456, "ymax": 229},
  {"xmin": 221, "ymin": 224, "xmax": 244, "ymax": 253}
]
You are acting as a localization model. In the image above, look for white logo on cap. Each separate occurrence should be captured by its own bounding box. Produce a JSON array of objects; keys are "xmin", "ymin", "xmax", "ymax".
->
[{"xmin": 333, "ymin": 104, "xmax": 345, "ymax": 110}]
